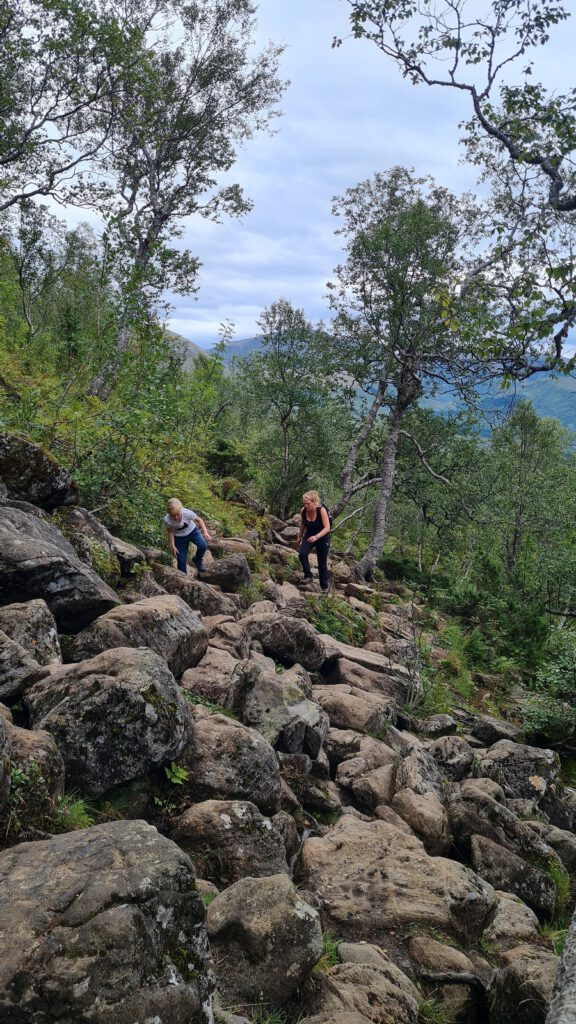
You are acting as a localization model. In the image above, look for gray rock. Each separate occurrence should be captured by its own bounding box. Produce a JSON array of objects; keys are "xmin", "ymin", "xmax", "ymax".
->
[
  {"xmin": 449, "ymin": 785, "xmax": 556, "ymax": 863},
  {"xmin": 24, "ymin": 647, "xmax": 191, "ymax": 796},
  {"xmin": 243, "ymin": 612, "xmax": 327, "ymax": 671},
  {"xmin": 392, "ymin": 788, "xmax": 450, "ymax": 855},
  {"xmin": 474, "ymin": 739, "xmax": 559, "ymax": 802},
  {"xmin": 470, "ymin": 834, "xmax": 556, "ymax": 921},
  {"xmin": 181, "ymin": 646, "xmax": 242, "ymax": 707},
  {"xmin": 489, "ymin": 945, "xmax": 558, "ymax": 1024},
  {"xmin": 207, "ymin": 873, "xmax": 322, "ymax": 1009},
  {"xmin": 55, "ymin": 505, "xmax": 145, "ymax": 577},
  {"xmin": 418, "ymin": 714, "xmax": 457, "ymax": 737},
  {"xmin": 0, "ymin": 714, "xmax": 11, "ymax": 813},
  {"xmin": 470, "ymin": 715, "xmax": 520, "ymax": 745},
  {"xmin": 485, "ymin": 891, "xmax": 541, "ymax": 949},
  {"xmin": 152, "ymin": 562, "xmax": 239, "ymax": 617},
  {"xmin": 1, "ymin": 717, "xmax": 65, "ymax": 832},
  {"xmin": 300, "ymin": 815, "xmax": 496, "ymax": 943},
  {"xmin": 0, "ymin": 599, "xmax": 61, "ymax": 667},
  {"xmin": 0, "ymin": 629, "xmax": 40, "ymax": 702},
  {"xmin": 313, "ymin": 684, "xmax": 396, "ymax": 733},
  {"xmin": 429, "ymin": 734, "xmax": 475, "ymax": 781},
  {"xmin": 180, "ymin": 707, "xmax": 282, "ymax": 814},
  {"xmin": 238, "ymin": 661, "xmax": 328, "ymax": 757},
  {"xmin": 0, "ymin": 505, "xmax": 119, "ymax": 632},
  {"xmin": 0, "ymin": 432, "xmax": 78, "ymax": 509},
  {"xmin": 0, "ymin": 820, "xmax": 212, "ymax": 1022},
  {"xmin": 171, "ymin": 799, "xmax": 288, "ymax": 886},
  {"xmin": 70, "ymin": 595, "xmax": 209, "ymax": 677},
  {"xmin": 198, "ymin": 553, "xmax": 251, "ymax": 592},
  {"xmin": 305, "ymin": 960, "xmax": 419, "ymax": 1024},
  {"xmin": 395, "ymin": 747, "xmax": 447, "ymax": 800},
  {"xmin": 528, "ymin": 822, "xmax": 576, "ymax": 874}
]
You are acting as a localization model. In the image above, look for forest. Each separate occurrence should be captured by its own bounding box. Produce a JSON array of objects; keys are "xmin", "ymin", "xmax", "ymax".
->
[{"xmin": 1, "ymin": 0, "xmax": 576, "ymax": 751}]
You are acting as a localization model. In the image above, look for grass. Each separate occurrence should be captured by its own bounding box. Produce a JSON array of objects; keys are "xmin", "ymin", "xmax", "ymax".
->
[
  {"xmin": 418, "ymin": 997, "xmax": 459, "ymax": 1024},
  {"xmin": 200, "ymin": 891, "xmax": 217, "ymax": 907},
  {"xmin": 305, "ymin": 594, "xmax": 366, "ymax": 647},
  {"xmin": 181, "ymin": 692, "xmax": 237, "ymax": 718},
  {"xmin": 310, "ymin": 933, "xmax": 340, "ymax": 977},
  {"xmin": 51, "ymin": 792, "xmax": 95, "ymax": 832},
  {"xmin": 539, "ymin": 921, "xmax": 569, "ymax": 956}
]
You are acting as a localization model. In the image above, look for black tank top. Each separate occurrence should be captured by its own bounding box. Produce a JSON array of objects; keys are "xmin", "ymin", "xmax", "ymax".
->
[{"xmin": 301, "ymin": 507, "xmax": 323, "ymax": 538}]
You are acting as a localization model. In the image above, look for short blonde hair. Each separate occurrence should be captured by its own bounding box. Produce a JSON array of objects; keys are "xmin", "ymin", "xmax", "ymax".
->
[
  {"xmin": 167, "ymin": 497, "xmax": 183, "ymax": 513},
  {"xmin": 303, "ymin": 490, "xmax": 320, "ymax": 504}
]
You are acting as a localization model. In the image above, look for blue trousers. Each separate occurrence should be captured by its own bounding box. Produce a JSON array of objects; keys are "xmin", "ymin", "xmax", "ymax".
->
[{"xmin": 174, "ymin": 527, "xmax": 207, "ymax": 574}]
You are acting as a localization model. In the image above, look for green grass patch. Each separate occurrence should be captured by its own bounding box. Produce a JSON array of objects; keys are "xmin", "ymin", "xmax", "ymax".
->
[
  {"xmin": 306, "ymin": 595, "xmax": 366, "ymax": 647},
  {"xmin": 50, "ymin": 792, "xmax": 95, "ymax": 832},
  {"xmin": 181, "ymin": 692, "xmax": 237, "ymax": 718}
]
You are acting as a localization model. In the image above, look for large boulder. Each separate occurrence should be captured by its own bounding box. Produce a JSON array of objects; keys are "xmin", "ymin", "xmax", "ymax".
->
[
  {"xmin": 69, "ymin": 595, "xmax": 208, "ymax": 677},
  {"xmin": 171, "ymin": 799, "xmax": 288, "ymax": 886},
  {"xmin": 243, "ymin": 612, "xmax": 327, "ymax": 671},
  {"xmin": 179, "ymin": 707, "xmax": 282, "ymax": 814},
  {"xmin": 485, "ymin": 891, "xmax": 541, "ymax": 950},
  {"xmin": 206, "ymin": 873, "xmax": 322, "ymax": 1009},
  {"xmin": 0, "ymin": 599, "xmax": 61, "ymax": 667},
  {"xmin": 0, "ymin": 629, "xmax": 40, "ymax": 702},
  {"xmin": 299, "ymin": 815, "xmax": 496, "ymax": 943},
  {"xmin": 489, "ymin": 945, "xmax": 558, "ymax": 1024},
  {"xmin": 24, "ymin": 647, "xmax": 191, "ymax": 796},
  {"xmin": 0, "ymin": 820, "xmax": 212, "ymax": 1023},
  {"xmin": 306, "ymin": 958, "xmax": 419, "ymax": 1024},
  {"xmin": 474, "ymin": 739, "xmax": 560, "ymax": 802},
  {"xmin": 152, "ymin": 563, "xmax": 239, "ymax": 617},
  {"xmin": 312, "ymin": 684, "xmax": 396, "ymax": 733},
  {"xmin": 197, "ymin": 553, "xmax": 251, "ymax": 592},
  {"xmin": 470, "ymin": 835, "xmax": 556, "ymax": 921},
  {"xmin": 391, "ymin": 788, "xmax": 450, "ymax": 855},
  {"xmin": 0, "ymin": 432, "xmax": 78, "ymax": 509},
  {"xmin": 55, "ymin": 506, "xmax": 145, "ymax": 577},
  {"xmin": 449, "ymin": 784, "xmax": 557, "ymax": 864},
  {"xmin": 429, "ymin": 734, "xmax": 475, "ymax": 781},
  {"xmin": 181, "ymin": 646, "xmax": 242, "ymax": 707},
  {"xmin": 0, "ymin": 505, "xmax": 119, "ymax": 632},
  {"xmin": 237, "ymin": 661, "xmax": 328, "ymax": 757},
  {"xmin": 325, "ymin": 656, "xmax": 412, "ymax": 704}
]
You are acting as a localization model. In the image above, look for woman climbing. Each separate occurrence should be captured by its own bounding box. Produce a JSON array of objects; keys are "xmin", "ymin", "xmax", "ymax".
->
[{"xmin": 297, "ymin": 489, "xmax": 331, "ymax": 593}]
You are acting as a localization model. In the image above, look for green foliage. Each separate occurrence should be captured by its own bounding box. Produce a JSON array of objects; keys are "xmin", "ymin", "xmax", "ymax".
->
[
  {"xmin": 3, "ymin": 760, "xmax": 51, "ymax": 838},
  {"xmin": 539, "ymin": 921, "xmax": 569, "ymax": 956},
  {"xmin": 200, "ymin": 891, "xmax": 217, "ymax": 908},
  {"xmin": 518, "ymin": 626, "xmax": 576, "ymax": 745},
  {"xmin": 164, "ymin": 762, "xmax": 189, "ymax": 786},
  {"xmin": 418, "ymin": 996, "xmax": 459, "ymax": 1024},
  {"xmin": 306, "ymin": 595, "xmax": 366, "ymax": 646},
  {"xmin": 50, "ymin": 793, "xmax": 95, "ymax": 833},
  {"xmin": 182, "ymin": 692, "xmax": 237, "ymax": 719}
]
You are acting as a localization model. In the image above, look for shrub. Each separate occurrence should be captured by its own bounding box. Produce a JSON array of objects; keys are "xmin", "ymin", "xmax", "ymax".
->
[{"xmin": 306, "ymin": 595, "xmax": 366, "ymax": 647}]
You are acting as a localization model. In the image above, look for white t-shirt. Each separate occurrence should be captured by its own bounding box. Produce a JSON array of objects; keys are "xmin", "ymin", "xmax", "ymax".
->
[{"xmin": 163, "ymin": 507, "xmax": 198, "ymax": 537}]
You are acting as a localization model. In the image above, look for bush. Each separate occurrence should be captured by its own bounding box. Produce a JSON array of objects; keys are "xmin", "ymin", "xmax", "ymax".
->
[
  {"xmin": 518, "ymin": 626, "xmax": 576, "ymax": 745},
  {"xmin": 306, "ymin": 595, "xmax": 366, "ymax": 646}
]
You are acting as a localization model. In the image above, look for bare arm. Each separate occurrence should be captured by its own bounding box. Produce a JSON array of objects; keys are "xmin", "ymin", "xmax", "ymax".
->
[
  {"xmin": 195, "ymin": 516, "xmax": 212, "ymax": 541},
  {"xmin": 297, "ymin": 508, "xmax": 305, "ymax": 543},
  {"xmin": 166, "ymin": 526, "xmax": 177, "ymax": 556}
]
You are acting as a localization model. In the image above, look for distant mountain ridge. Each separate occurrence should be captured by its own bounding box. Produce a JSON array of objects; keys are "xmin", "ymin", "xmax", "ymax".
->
[{"xmin": 180, "ymin": 333, "xmax": 576, "ymax": 435}]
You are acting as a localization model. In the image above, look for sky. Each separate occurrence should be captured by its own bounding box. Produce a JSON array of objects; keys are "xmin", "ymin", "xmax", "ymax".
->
[{"xmin": 161, "ymin": 1, "xmax": 575, "ymax": 349}]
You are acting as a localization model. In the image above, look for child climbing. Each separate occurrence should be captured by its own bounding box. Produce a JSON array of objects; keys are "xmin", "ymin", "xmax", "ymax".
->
[{"xmin": 164, "ymin": 497, "xmax": 211, "ymax": 575}]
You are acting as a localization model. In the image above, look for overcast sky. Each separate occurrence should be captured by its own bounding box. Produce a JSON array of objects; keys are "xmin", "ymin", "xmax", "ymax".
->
[{"xmin": 164, "ymin": 0, "xmax": 575, "ymax": 349}]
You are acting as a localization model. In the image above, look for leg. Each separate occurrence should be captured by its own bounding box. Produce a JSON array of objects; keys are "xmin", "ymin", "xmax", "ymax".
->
[
  {"xmin": 190, "ymin": 527, "xmax": 208, "ymax": 571},
  {"xmin": 174, "ymin": 533, "xmax": 190, "ymax": 574},
  {"xmin": 316, "ymin": 538, "xmax": 330, "ymax": 591},
  {"xmin": 298, "ymin": 538, "xmax": 314, "ymax": 580}
]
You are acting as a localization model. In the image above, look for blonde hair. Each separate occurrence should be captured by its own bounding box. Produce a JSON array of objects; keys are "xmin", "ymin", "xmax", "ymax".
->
[
  {"xmin": 167, "ymin": 497, "xmax": 183, "ymax": 513},
  {"xmin": 303, "ymin": 490, "xmax": 320, "ymax": 504}
]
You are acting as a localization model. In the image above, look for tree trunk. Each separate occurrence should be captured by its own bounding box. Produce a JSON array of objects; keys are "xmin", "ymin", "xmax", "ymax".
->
[
  {"xmin": 332, "ymin": 380, "xmax": 386, "ymax": 519},
  {"xmin": 546, "ymin": 907, "xmax": 576, "ymax": 1024},
  {"xmin": 352, "ymin": 403, "xmax": 403, "ymax": 581},
  {"xmin": 86, "ymin": 323, "xmax": 132, "ymax": 399}
]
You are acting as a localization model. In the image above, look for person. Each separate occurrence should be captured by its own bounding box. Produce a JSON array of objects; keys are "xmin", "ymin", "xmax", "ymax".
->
[
  {"xmin": 164, "ymin": 498, "xmax": 211, "ymax": 575},
  {"xmin": 297, "ymin": 490, "xmax": 331, "ymax": 592}
]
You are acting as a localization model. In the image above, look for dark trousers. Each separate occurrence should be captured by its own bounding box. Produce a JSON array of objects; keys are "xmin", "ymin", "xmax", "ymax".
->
[
  {"xmin": 174, "ymin": 527, "xmax": 207, "ymax": 574},
  {"xmin": 299, "ymin": 536, "xmax": 330, "ymax": 591}
]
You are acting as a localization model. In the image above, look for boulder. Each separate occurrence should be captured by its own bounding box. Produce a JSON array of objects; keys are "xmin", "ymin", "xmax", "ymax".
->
[
  {"xmin": 312, "ymin": 684, "xmax": 396, "ymax": 734},
  {"xmin": 69, "ymin": 595, "xmax": 209, "ymax": 677},
  {"xmin": 197, "ymin": 553, "xmax": 251, "ymax": 592},
  {"xmin": 470, "ymin": 834, "xmax": 556, "ymax": 921},
  {"xmin": 335, "ymin": 737, "xmax": 399, "ymax": 788},
  {"xmin": 179, "ymin": 707, "xmax": 282, "ymax": 814},
  {"xmin": 0, "ymin": 820, "xmax": 212, "ymax": 1022},
  {"xmin": 449, "ymin": 785, "xmax": 556, "ymax": 863},
  {"xmin": 429, "ymin": 734, "xmax": 474, "ymax": 781},
  {"xmin": 417, "ymin": 713, "xmax": 457, "ymax": 737},
  {"xmin": 325, "ymin": 656, "xmax": 411, "ymax": 704},
  {"xmin": 1, "ymin": 717, "xmax": 65, "ymax": 831},
  {"xmin": 395, "ymin": 747, "xmax": 447, "ymax": 800},
  {"xmin": 350, "ymin": 764, "xmax": 397, "ymax": 810},
  {"xmin": 391, "ymin": 788, "xmax": 450, "ymax": 855},
  {"xmin": 470, "ymin": 715, "xmax": 520, "ymax": 745},
  {"xmin": 243, "ymin": 612, "xmax": 327, "ymax": 671},
  {"xmin": 0, "ymin": 629, "xmax": 40, "ymax": 702},
  {"xmin": 489, "ymin": 945, "xmax": 558, "ymax": 1024},
  {"xmin": 206, "ymin": 873, "xmax": 322, "ymax": 1009},
  {"xmin": 55, "ymin": 506, "xmax": 145, "ymax": 577},
  {"xmin": 306, "ymin": 959, "xmax": 419, "ymax": 1024},
  {"xmin": 0, "ymin": 505, "xmax": 119, "ymax": 632},
  {"xmin": 181, "ymin": 646, "xmax": 241, "ymax": 707},
  {"xmin": 24, "ymin": 647, "xmax": 191, "ymax": 796},
  {"xmin": 485, "ymin": 891, "xmax": 541, "ymax": 949},
  {"xmin": 299, "ymin": 815, "xmax": 496, "ymax": 943},
  {"xmin": 528, "ymin": 822, "xmax": 576, "ymax": 874},
  {"xmin": 238, "ymin": 661, "xmax": 328, "ymax": 757},
  {"xmin": 0, "ymin": 599, "xmax": 61, "ymax": 666},
  {"xmin": 171, "ymin": 799, "xmax": 288, "ymax": 886},
  {"xmin": 320, "ymin": 633, "xmax": 417, "ymax": 685},
  {"xmin": 474, "ymin": 739, "xmax": 559, "ymax": 802},
  {"xmin": 152, "ymin": 563, "xmax": 239, "ymax": 617},
  {"xmin": 0, "ymin": 432, "xmax": 78, "ymax": 509}
]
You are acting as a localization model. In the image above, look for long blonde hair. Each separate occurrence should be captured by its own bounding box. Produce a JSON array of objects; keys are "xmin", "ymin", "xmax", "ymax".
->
[{"xmin": 303, "ymin": 490, "xmax": 320, "ymax": 504}]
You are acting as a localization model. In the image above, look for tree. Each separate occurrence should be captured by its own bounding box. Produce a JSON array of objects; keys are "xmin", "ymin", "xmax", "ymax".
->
[
  {"xmin": 339, "ymin": 0, "xmax": 575, "ymax": 211},
  {"xmin": 234, "ymin": 299, "xmax": 348, "ymax": 518},
  {"xmin": 0, "ymin": 0, "xmax": 154, "ymax": 211},
  {"xmin": 85, "ymin": 0, "xmax": 285, "ymax": 398},
  {"xmin": 325, "ymin": 167, "xmax": 483, "ymax": 579},
  {"xmin": 339, "ymin": 2, "xmax": 576, "ymax": 372}
]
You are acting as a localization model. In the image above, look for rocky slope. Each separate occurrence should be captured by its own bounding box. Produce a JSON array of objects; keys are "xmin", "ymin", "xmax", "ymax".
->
[{"xmin": 0, "ymin": 431, "xmax": 574, "ymax": 1024}]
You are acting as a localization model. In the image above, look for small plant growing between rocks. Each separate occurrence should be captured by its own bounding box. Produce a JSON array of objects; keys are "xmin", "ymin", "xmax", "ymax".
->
[
  {"xmin": 182, "ymin": 692, "xmax": 237, "ymax": 718},
  {"xmin": 418, "ymin": 995, "xmax": 459, "ymax": 1024},
  {"xmin": 51, "ymin": 792, "xmax": 95, "ymax": 832},
  {"xmin": 164, "ymin": 762, "xmax": 189, "ymax": 786},
  {"xmin": 305, "ymin": 595, "xmax": 366, "ymax": 647}
]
